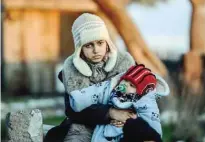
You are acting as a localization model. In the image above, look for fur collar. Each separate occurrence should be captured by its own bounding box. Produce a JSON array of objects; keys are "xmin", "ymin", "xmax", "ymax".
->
[{"xmin": 63, "ymin": 51, "xmax": 135, "ymax": 93}]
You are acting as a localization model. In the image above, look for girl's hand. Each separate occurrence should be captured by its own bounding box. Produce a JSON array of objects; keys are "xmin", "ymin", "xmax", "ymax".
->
[
  {"xmin": 108, "ymin": 107, "xmax": 137, "ymax": 123},
  {"xmin": 110, "ymin": 119, "xmax": 124, "ymax": 127}
]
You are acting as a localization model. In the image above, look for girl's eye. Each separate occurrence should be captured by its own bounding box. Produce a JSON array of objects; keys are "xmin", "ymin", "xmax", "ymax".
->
[
  {"xmin": 98, "ymin": 41, "xmax": 104, "ymax": 45},
  {"xmin": 85, "ymin": 44, "xmax": 92, "ymax": 48}
]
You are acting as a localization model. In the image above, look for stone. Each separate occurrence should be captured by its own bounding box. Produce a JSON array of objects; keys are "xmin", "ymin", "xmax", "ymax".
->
[{"xmin": 6, "ymin": 109, "xmax": 43, "ymax": 142}]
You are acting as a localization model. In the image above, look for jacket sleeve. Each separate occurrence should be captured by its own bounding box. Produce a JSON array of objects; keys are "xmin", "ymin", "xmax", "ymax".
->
[
  {"xmin": 123, "ymin": 118, "xmax": 162, "ymax": 142},
  {"xmin": 65, "ymin": 94, "xmax": 111, "ymax": 127},
  {"xmin": 69, "ymin": 80, "xmax": 111, "ymax": 112},
  {"xmin": 59, "ymin": 70, "xmax": 111, "ymax": 127}
]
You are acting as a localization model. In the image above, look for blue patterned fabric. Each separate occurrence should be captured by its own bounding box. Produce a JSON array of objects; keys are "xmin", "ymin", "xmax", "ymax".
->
[{"xmin": 69, "ymin": 74, "xmax": 169, "ymax": 142}]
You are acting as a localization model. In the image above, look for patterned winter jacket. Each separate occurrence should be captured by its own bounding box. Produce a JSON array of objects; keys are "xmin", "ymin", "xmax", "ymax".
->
[{"xmin": 62, "ymin": 51, "xmax": 135, "ymax": 126}]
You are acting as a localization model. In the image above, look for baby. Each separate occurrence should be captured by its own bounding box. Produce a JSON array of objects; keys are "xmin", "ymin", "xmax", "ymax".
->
[{"xmin": 69, "ymin": 64, "xmax": 169, "ymax": 142}]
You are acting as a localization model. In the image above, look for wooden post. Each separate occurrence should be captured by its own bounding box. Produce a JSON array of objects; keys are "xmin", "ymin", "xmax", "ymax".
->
[
  {"xmin": 3, "ymin": 10, "xmax": 29, "ymax": 93},
  {"xmin": 183, "ymin": 51, "xmax": 203, "ymax": 93},
  {"xmin": 94, "ymin": 0, "xmax": 168, "ymax": 76},
  {"xmin": 183, "ymin": 0, "xmax": 205, "ymax": 93},
  {"xmin": 190, "ymin": 0, "xmax": 205, "ymax": 53}
]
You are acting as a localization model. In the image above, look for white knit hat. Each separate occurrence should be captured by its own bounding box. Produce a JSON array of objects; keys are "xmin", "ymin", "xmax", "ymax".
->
[{"xmin": 71, "ymin": 13, "xmax": 118, "ymax": 76}]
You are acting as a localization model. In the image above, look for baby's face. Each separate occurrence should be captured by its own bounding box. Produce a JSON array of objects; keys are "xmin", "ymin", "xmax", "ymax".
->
[{"xmin": 117, "ymin": 80, "xmax": 136, "ymax": 94}]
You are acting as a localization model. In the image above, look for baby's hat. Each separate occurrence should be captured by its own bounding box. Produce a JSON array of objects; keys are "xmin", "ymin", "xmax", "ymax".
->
[{"xmin": 120, "ymin": 64, "xmax": 157, "ymax": 96}]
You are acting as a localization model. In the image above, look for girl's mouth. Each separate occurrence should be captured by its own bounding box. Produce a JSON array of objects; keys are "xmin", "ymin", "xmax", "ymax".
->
[{"xmin": 93, "ymin": 55, "xmax": 101, "ymax": 59}]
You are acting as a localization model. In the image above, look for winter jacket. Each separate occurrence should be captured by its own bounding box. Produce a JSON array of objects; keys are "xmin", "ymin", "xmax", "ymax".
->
[
  {"xmin": 44, "ymin": 51, "xmax": 169, "ymax": 142},
  {"xmin": 44, "ymin": 52, "xmax": 135, "ymax": 142},
  {"xmin": 62, "ymin": 51, "xmax": 135, "ymax": 125}
]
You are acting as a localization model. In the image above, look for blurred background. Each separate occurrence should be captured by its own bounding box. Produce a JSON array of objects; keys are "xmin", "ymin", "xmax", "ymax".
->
[{"xmin": 1, "ymin": 0, "xmax": 205, "ymax": 141}]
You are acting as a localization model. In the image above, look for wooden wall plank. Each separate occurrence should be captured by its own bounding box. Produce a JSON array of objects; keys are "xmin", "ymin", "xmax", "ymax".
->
[
  {"xmin": 23, "ymin": 10, "xmax": 60, "ymax": 62},
  {"xmin": 23, "ymin": 10, "xmax": 44, "ymax": 61},
  {"xmin": 59, "ymin": 13, "xmax": 76, "ymax": 59},
  {"xmin": 3, "ymin": 10, "xmax": 24, "ymax": 63},
  {"xmin": 43, "ymin": 11, "xmax": 60, "ymax": 61}
]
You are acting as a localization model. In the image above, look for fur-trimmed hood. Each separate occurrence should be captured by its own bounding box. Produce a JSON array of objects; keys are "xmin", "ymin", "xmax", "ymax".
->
[
  {"xmin": 71, "ymin": 13, "xmax": 118, "ymax": 77},
  {"xmin": 62, "ymin": 51, "xmax": 135, "ymax": 94}
]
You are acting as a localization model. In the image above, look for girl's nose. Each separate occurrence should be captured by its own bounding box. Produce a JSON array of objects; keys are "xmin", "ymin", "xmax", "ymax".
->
[{"xmin": 93, "ymin": 45, "xmax": 99, "ymax": 54}]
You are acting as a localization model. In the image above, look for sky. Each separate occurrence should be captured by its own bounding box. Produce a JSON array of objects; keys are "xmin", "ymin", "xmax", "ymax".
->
[{"xmin": 117, "ymin": 0, "xmax": 192, "ymax": 60}]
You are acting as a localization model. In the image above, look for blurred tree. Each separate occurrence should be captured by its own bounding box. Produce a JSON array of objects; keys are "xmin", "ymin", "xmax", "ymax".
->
[
  {"xmin": 118, "ymin": 0, "xmax": 168, "ymax": 6},
  {"xmin": 130, "ymin": 0, "xmax": 167, "ymax": 5}
]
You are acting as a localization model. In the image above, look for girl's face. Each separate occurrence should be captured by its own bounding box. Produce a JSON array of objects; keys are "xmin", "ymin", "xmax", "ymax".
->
[
  {"xmin": 82, "ymin": 40, "xmax": 107, "ymax": 63},
  {"xmin": 118, "ymin": 80, "xmax": 136, "ymax": 94}
]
